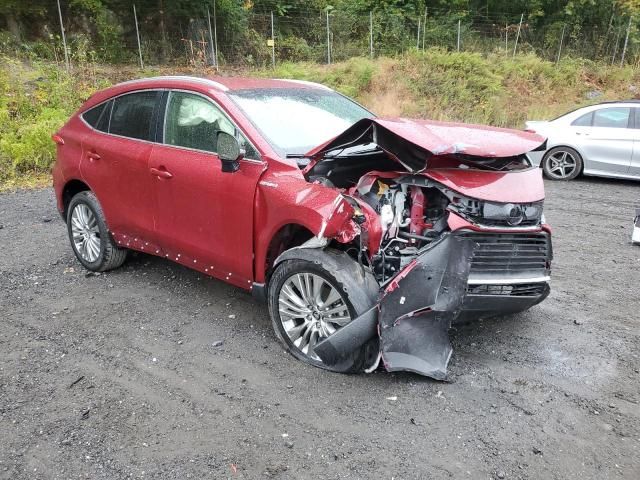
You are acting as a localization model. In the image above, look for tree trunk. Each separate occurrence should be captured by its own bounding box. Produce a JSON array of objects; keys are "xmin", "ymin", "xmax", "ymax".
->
[
  {"xmin": 6, "ymin": 12, "xmax": 21, "ymax": 41},
  {"xmin": 159, "ymin": 0, "xmax": 168, "ymax": 62}
]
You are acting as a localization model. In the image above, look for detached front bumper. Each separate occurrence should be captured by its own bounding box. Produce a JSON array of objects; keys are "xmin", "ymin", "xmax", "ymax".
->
[{"xmin": 314, "ymin": 229, "xmax": 553, "ymax": 380}]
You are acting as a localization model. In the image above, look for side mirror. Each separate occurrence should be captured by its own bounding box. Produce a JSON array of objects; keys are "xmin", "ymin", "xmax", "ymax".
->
[{"xmin": 217, "ymin": 131, "xmax": 244, "ymax": 173}]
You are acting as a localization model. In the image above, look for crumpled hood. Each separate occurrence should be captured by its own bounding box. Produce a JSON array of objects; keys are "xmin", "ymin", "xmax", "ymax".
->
[
  {"xmin": 425, "ymin": 167, "xmax": 545, "ymax": 203},
  {"xmin": 306, "ymin": 117, "xmax": 546, "ymax": 172}
]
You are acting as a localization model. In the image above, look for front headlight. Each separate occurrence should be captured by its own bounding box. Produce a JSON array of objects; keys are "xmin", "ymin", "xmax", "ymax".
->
[{"xmin": 449, "ymin": 194, "xmax": 543, "ymax": 227}]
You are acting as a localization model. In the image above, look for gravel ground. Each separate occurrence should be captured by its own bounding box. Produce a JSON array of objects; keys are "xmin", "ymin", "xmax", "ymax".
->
[{"xmin": 1, "ymin": 178, "xmax": 639, "ymax": 480}]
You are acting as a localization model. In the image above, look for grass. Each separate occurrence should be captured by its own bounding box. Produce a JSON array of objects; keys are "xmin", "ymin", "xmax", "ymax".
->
[{"xmin": 2, "ymin": 50, "xmax": 640, "ymax": 188}]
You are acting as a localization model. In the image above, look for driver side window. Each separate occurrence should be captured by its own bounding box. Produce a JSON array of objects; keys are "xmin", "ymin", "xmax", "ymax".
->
[{"xmin": 164, "ymin": 91, "xmax": 260, "ymax": 160}]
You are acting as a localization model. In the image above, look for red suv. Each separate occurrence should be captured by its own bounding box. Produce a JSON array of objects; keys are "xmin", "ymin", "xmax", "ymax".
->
[{"xmin": 52, "ymin": 76, "xmax": 552, "ymax": 379}]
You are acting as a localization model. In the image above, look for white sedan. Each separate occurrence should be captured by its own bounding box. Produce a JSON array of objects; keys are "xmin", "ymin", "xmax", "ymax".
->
[{"xmin": 525, "ymin": 101, "xmax": 640, "ymax": 181}]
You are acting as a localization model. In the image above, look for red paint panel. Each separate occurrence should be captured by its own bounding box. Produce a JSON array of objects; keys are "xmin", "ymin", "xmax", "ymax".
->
[
  {"xmin": 425, "ymin": 167, "xmax": 545, "ymax": 203},
  {"xmin": 374, "ymin": 118, "xmax": 545, "ymax": 157}
]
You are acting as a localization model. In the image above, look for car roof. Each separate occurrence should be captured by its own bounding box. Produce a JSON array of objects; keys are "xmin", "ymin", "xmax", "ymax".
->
[
  {"xmin": 114, "ymin": 75, "xmax": 332, "ymax": 92},
  {"xmin": 552, "ymin": 100, "xmax": 640, "ymax": 121},
  {"xmin": 81, "ymin": 75, "xmax": 335, "ymax": 113}
]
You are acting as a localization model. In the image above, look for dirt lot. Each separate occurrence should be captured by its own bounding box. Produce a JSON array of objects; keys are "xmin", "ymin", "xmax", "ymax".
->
[{"xmin": 1, "ymin": 178, "xmax": 639, "ymax": 480}]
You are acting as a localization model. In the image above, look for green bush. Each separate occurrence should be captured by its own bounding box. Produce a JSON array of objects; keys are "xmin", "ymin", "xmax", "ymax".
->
[{"xmin": 0, "ymin": 58, "xmax": 107, "ymax": 184}]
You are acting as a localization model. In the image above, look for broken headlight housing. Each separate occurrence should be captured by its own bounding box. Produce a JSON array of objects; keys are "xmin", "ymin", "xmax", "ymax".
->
[{"xmin": 449, "ymin": 194, "xmax": 543, "ymax": 227}]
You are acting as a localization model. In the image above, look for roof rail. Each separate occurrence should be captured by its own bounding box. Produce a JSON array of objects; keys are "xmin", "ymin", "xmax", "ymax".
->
[
  {"xmin": 115, "ymin": 75, "xmax": 229, "ymax": 91},
  {"xmin": 275, "ymin": 78, "xmax": 332, "ymax": 91}
]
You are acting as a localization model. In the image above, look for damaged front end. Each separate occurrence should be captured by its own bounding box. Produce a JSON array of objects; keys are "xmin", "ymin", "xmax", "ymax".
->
[{"xmin": 293, "ymin": 118, "xmax": 552, "ymax": 379}]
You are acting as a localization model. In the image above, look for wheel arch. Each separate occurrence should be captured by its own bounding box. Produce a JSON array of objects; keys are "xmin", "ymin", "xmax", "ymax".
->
[
  {"xmin": 261, "ymin": 223, "xmax": 315, "ymax": 284},
  {"xmin": 62, "ymin": 179, "xmax": 91, "ymax": 219}
]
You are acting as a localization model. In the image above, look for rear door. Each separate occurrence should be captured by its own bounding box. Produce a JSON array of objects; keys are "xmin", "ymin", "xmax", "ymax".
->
[
  {"xmin": 572, "ymin": 106, "xmax": 634, "ymax": 175},
  {"xmin": 628, "ymin": 108, "xmax": 640, "ymax": 178},
  {"xmin": 80, "ymin": 90, "xmax": 161, "ymax": 242},
  {"xmin": 148, "ymin": 90, "xmax": 265, "ymax": 287}
]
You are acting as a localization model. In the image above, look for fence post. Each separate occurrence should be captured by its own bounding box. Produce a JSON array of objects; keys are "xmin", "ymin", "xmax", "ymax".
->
[
  {"xmin": 326, "ymin": 10, "xmax": 331, "ymax": 65},
  {"xmin": 206, "ymin": 6, "xmax": 216, "ymax": 67},
  {"xmin": 612, "ymin": 27, "xmax": 621, "ymax": 64},
  {"xmin": 213, "ymin": 0, "xmax": 219, "ymax": 71},
  {"xmin": 56, "ymin": 0, "xmax": 70, "ymax": 72},
  {"xmin": 270, "ymin": 11, "xmax": 276, "ymax": 68},
  {"xmin": 513, "ymin": 13, "xmax": 523, "ymax": 57},
  {"xmin": 457, "ymin": 19, "xmax": 461, "ymax": 52},
  {"xmin": 505, "ymin": 22, "xmax": 508, "ymax": 54},
  {"xmin": 369, "ymin": 11, "xmax": 373, "ymax": 58},
  {"xmin": 556, "ymin": 25, "xmax": 565, "ymax": 64},
  {"xmin": 422, "ymin": 7, "xmax": 427, "ymax": 50},
  {"xmin": 133, "ymin": 4, "xmax": 144, "ymax": 69},
  {"xmin": 621, "ymin": 17, "xmax": 632, "ymax": 66}
]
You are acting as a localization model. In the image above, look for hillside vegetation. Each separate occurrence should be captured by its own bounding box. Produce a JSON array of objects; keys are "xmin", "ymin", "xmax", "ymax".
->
[{"xmin": 2, "ymin": 51, "xmax": 640, "ymax": 189}]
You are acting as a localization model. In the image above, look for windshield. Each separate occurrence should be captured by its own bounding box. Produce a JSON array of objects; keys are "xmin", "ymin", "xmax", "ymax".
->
[{"xmin": 228, "ymin": 88, "xmax": 373, "ymax": 157}]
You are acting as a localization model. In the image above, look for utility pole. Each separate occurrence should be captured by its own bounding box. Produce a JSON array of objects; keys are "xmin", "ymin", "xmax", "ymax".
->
[
  {"xmin": 207, "ymin": 6, "xmax": 215, "ymax": 67},
  {"xmin": 556, "ymin": 25, "xmax": 565, "ymax": 64},
  {"xmin": 513, "ymin": 13, "xmax": 524, "ymax": 57},
  {"xmin": 417, "ymin": 18, "xmax": 421, "ymax": 50},
  {"xmin": 133, "ymin": 4, "xmax": 144, "ymax": 69},
  {"xmin": 621, "ymin": 17, "xmax": 632, "ymax": 66},
  {"xmin": 457, "ymin": 19, "xmax": 461, "ymax": 52},
  {"xmin": 369, "ymin": 11, "xmax": 373, "ymax": 58},
  {"xmin": 326, "ymin": 10, "xmax": 331, "ymax": 65},
  {"xmin": 56, "ymin": 0, "xmax": 69, "ymax": 72},
  {"xmin": 270, "ymin": 11, "xmax": 275, "ymax": 68}
]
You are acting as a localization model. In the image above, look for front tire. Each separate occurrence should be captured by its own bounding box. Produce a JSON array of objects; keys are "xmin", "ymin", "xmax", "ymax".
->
[
  {"xmin": 542, "ymin": 146, "xmax": 583, "ymax": 180},
  {"xmin": 67, "ymin": 191, "xmax": 127, "ymax": 272},
  {"xmin": 267, "ymin": 250, "xmax": 378, "ymax": 373}
]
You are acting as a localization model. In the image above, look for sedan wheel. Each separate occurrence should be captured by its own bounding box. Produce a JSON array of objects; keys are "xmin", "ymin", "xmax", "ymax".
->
[{"xmin": 542, "ymin": 147, "xmax": 583, "ymax": 180}]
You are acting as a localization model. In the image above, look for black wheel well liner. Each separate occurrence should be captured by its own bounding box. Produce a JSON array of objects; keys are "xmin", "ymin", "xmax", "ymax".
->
[
  {"xmin": 264, "ymin": 224, "xmax": 315, "ymax": 281},
  {"xmin": 62, "ymin": 179, "xmax": 91, "ymax": 218}
]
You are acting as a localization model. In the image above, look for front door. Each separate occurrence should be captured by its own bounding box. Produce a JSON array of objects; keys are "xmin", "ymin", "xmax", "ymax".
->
[{"xmin": 149, "ymin": 90, "xmax": 265, "ymax": 287}]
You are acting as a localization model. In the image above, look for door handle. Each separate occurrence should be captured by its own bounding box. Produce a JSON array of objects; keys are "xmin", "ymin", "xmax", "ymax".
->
[
  {"xmin": 87, "ymin": 151, "xmax": 101, "ymax": 160},
  {"xmin": 150, "ymin": 167, "xmax": 173, "ymax": 179}
]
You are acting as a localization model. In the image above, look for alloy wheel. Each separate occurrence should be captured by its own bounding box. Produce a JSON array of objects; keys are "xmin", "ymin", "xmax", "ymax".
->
[
  {"xmin": 277, "ymin": 273, "xmax": 352, "ymax": 361},
  {"xmin": 546, "ymin": 150, "xmax": 578, "ymax": 179},
  {"xmin": 70, "ymin": 203, "xmax": 101, "ymax": 263}
]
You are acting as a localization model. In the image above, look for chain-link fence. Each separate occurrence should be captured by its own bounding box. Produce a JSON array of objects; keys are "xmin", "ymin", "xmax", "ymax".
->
[{"xmin": 2, "ymin": 3, "xmax": 638, "ymax": 70}]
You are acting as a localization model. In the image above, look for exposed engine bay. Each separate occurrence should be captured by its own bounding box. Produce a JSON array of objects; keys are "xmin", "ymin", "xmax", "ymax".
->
[
  {"xmin": 293, "ymin": 118, "xmax": 551, "ymax": 380},
  {"xmin": 304, "ymin": 146, "xmax": 545, "ymax": 286}
]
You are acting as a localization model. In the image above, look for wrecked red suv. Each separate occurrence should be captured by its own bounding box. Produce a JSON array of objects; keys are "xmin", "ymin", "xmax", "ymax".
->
[{"xmin": 52, "ymin": 76, "xmax": 552, "ymax": 379}]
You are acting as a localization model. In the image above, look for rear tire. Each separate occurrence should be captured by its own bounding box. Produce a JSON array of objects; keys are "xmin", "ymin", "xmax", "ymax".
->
[
  {"xmin": 542, "ymin": 146, "xmax": 583, "ymax": 180},
  {"xmin": 267, "ymin": 249, "xmax": 379, "ymax": 373},
  {"xmin": 67, "ymin": 191, "xmax": 127, "ymax": 272}
]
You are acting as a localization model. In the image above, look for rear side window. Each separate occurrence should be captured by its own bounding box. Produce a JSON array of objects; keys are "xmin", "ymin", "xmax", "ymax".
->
[
  {"xmin": 571, "ymin": 111, "xmax": 593, "ymax": 127},
  {"xmin": 109, "ymin": 91, "xmax": 158, "ymax": 141},
  {"xmin": 82, "ymin": 102, "xmax": 108, "ymax": 129},
  {"xmin": 592, "ymin": 107, "xmax": 631, "ymax": 128},
  {"xmin": 95, "ymin": 100, "xmax": 112, "ymax": 132}
]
